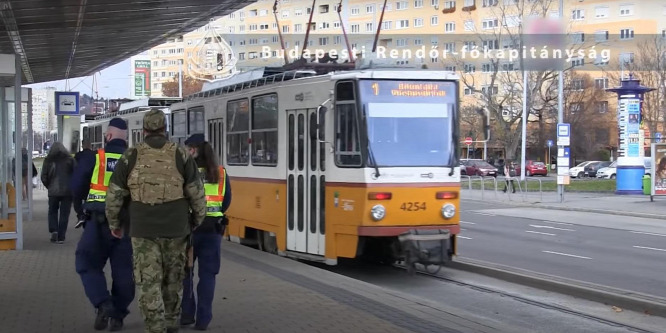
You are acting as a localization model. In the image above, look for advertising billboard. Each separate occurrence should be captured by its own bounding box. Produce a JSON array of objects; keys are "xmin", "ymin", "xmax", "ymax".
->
[
  {"xmin": 134, "ymin": 59, "xmax": 151, "ymax": 97},
  {"xmin": 652, "ymin": 143, "xmax": 666, "ymax": 196}
]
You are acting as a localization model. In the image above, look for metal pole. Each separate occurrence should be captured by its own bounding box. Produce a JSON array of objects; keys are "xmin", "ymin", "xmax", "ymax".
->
[
  {"xmin": 557, "ymin": 0, "xmax": 564, "ymax": 202},
  {"xmin": 27, "ymin": 88, "xmax": 33, "ymax": 221},
  {"xmin": 14, "ymin": 54, "xmax": 23, "ymax": 250},
  {"xmin": 178, "ymin": 61, "xmax": 183, "ymax": 99},
  {"xmin": 521, "ymin": 70, "xmax": 527, "ymax": 181},
  {"xmin": 483, "ymin": 141, "xmax": 487, "ymax": 160}
]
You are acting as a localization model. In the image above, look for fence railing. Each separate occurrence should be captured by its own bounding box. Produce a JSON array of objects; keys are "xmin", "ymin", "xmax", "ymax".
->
[{"xmin": 462, "ymin": 175, "xmax": 543, "ymax": 202}]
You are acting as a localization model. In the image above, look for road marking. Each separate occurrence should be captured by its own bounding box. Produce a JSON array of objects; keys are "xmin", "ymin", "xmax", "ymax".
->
[
  {"xmin": 460, "ymin": 221, "xmax": 476, "ymax": 225},
  {"xmin": 460, "ymin": 228, "xmax": 467, "ymax": 231},
  {"xmin": 542, "ymin": 251, "xmax": 592, "ymax": 260},
  {"xmin": 458, "ymin": 236, "xmax": 472, "ymax": 240},
  {"xmin": 473, "ymin": 212, "xmax": 496, "ymax": 217},
  {"xmin": 525, "ymin": 231, "xmax": 556, "ymax": 236},
  {"xmin": 633, "ymin": 246, "xmax": 666, "ymax": 252},
  {"xmin": 529, "ymin": 225, "xmax": 575, "ymax": 232},
  {"xmin": 541, "ymin": 221, "xmax": 574, "ymax": 226},
  {"xmin": 630, "ymin": 231, "xmax": 666, "ymax": 237}
]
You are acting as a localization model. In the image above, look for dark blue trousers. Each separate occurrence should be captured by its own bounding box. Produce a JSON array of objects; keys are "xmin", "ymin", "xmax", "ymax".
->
[
  {"xmin": 75, "ymin": 215, "xmax": 134, "ymax": 319},
  {"xmin": 182, "ymin": 232, "xmax": 222, "ymax": 328}
]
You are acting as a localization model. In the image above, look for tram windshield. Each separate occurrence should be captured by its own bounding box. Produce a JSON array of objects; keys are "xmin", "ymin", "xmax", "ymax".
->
[{"xmin": 359, "ymin": 80, "xmax": 457, "ymax": 167}]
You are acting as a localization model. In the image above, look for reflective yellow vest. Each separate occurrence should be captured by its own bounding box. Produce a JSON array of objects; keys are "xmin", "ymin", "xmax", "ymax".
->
[
  {"xmin": 87, "ymin": 149, "xmax": 123, "ymax": 203},
  {"xmin": 203, "ymin": 166, "xmax": 227, "ymax": 217}
]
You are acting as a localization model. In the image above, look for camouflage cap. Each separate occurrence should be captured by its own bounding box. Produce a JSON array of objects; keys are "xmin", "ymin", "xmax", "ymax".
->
[{"xmin": 143, "ymin": 109, "xmax": 166, "ymax": 131}]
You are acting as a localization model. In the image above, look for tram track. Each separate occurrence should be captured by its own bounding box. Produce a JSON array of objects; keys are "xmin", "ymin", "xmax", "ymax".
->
[{"xmin": 390, "ymin": 261, "xmax": 661, "ymax": 333}]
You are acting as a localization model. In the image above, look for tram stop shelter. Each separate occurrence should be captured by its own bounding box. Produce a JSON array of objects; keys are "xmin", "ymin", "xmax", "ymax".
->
[{"xmin": 0, "ymin": 0, "xmax": 251, "ymax": 250}]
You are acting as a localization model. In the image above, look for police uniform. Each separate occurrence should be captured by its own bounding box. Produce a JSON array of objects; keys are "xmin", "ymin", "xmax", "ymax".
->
[
  {"xmin": 73, "ymin": 117, "xmax": 134, "ymax": 331},
  {"xmin": 105, "ymin": 110, "xmax": 206, "ymax": 333},
  {"xmin": 180, "ymin": 134, "xmax": 232, "ymax": 330}
]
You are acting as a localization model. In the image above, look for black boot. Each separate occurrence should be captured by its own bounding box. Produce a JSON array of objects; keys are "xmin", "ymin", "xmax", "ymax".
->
[
  {"xmin": 166, "ymin": 328, "xmax": 180, "ymax": 333},
  {"xmin": 180, "ymin": 316, "xmax": 195, "ymax": 326},
  {"xmin": 94, "ymin": 301, "xmax": 113, "ymax": 330},
  {"xmin": 109, "ymin": 317, "xmax": 123, "ymax": 331}
]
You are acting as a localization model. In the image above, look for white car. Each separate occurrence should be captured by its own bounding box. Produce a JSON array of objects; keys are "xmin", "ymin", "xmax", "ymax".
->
[
  {"xmin": 596, "ymin": 158, "xmax": 651, "ymax": 179},
  {"xmin": 569, "ymin": 161, "xmax": 598, "ymax": 178}
]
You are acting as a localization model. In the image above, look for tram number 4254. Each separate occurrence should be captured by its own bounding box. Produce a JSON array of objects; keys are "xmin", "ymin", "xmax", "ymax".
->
[{"xmin": 400, "ymin": 202, "xmax": 426, "ymax": 211}]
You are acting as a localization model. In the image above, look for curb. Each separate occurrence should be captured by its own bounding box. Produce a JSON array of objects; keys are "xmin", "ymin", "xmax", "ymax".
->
[
  {"xmin": 450, "ymin": 257, "xmax": 666, "ymax": 318},
  {"xmin": 461, "ymin": 198, "xmax": 666, "ymax": 220}
]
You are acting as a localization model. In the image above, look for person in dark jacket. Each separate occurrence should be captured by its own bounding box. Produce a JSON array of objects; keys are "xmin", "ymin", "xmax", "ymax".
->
[
  {"xmin": 72, "ymin": 118, "xmax": 134, "ymax": 331},
  {"xmin": 40, "ymin": 142, "xmax": 76, "ymax": 243},
  {"xmin": 180, "ymin": 133, "xmax": 232, "ymax": 330},
  {"xmin": 72, "ymin": 139, "xmax": 95, "ymax": 225}
]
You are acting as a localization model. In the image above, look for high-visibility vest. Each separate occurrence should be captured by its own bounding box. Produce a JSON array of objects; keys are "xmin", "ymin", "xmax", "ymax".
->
[
  {"xmin": 87, "ymin": 149, "xmax": 123, "ymax": 203},
  {"xmin": 203, "ymin": 166, "xmax": 227, "ymax": 217}
]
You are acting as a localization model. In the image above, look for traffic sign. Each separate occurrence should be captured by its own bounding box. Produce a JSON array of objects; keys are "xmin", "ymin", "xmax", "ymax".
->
[
  {"xmin": 656, "ymin": 132, "xmax": 662, "ymax": 142},
  {"xmin": 55, "ymin": 91, "xmax": 80, "ymax": 116},
  {"xmin": 464, "ymin": 137, "xmax": 473, "ymax": 145},
  {"xmin": 557, "ymin": 123, "xmax": 570, "ymax": 146},
  {"xmin": 547, "ymin": 139, "xmax": 553, "ymax": 147}
]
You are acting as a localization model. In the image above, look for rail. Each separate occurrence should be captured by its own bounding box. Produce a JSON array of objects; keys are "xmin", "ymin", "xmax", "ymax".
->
[
  {"xmin": 522, "ymin": 177, "xmax": 543, "ymax": 202},
  {"xmin": 461, "ymin": 175, "xmax": 543, "ymax": 202},
  {"xmin": 461, "ymin": 175, "xmax": 499, "ymax": 199}
]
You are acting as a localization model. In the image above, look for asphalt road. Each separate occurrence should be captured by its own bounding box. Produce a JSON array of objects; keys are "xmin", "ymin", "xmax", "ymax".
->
[{"xmin": 457, "ymin": 205, "xmax": 666, "ymax": 298}]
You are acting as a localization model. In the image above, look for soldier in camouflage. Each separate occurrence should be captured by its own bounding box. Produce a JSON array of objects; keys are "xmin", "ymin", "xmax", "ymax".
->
[{"xmin": 106, "ymin": 109, "xmax": 206, "ymax": 333}]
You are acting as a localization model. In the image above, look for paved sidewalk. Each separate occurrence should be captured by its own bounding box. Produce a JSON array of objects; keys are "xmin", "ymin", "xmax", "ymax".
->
[
  {"xmin": 0, "ymin": 190, "xmax": 520, "ymax": 333},
  {"xmin": 461, "ymin": 188, "xmax": 666, "ymax": 220}
]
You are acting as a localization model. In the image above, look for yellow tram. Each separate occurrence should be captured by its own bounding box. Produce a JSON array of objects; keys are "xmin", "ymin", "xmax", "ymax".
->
[{"xmin": 170, "ymin": 68, "xmax": 463, "ymax": 265}]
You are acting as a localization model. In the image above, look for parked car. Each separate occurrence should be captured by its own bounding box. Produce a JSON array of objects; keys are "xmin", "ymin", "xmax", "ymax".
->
[
  {"xmin": 460, "ymin": 161, "xmax": 467, "ymax": 175},
  {"xmin": 514, "ymin": 160, "xmax": 548, "ymax": 176},
  {"xmin": 596, "ymin": 161, "xmax": 617, "ymax": 179},
  {"xmin": 569, "ymin": 161, "xmax": 598, "ymax": 178},
  {"xmin": 584, "ymin": 161, "xmax": 611, "ymax": 178},
  {"xmin": 461, "ymin": 159, "xmax": 498, "ymax": 177}
]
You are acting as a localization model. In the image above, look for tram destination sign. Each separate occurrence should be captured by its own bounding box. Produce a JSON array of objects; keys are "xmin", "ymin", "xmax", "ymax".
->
[{"xmin": 359, "ymin": 80, "xmax": 456, "ymax": 104}]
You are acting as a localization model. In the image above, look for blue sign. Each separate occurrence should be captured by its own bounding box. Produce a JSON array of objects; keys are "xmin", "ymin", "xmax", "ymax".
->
[
  {"xmin": 547, "ymin": 140, "xmax": 553, "ymax": 147},
  {"xmin": 657, "ymin": 133, "xmax": 662, "ymax": 141},
  {"xmin": 55, "ymin": 91, "xmax": 80, "ymax": 115},
  {"xmin": 564, "ymin": 147, "xmax": 570, "ymax": 157},
  {"xmin": 557, "ymin": 123, "xmax": 570, "ymax": 146}
]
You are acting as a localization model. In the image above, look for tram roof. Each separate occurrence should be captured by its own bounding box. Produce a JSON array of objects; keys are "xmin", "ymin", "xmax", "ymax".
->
[{"xmin": 0, "ymin": 0, "xmax": 252, "ymax": 86}]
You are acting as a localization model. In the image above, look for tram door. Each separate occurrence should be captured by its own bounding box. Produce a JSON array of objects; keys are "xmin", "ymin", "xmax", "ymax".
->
[{"xmin": 286, "ymin": 109, "xmax": 326, "ymax": 255}]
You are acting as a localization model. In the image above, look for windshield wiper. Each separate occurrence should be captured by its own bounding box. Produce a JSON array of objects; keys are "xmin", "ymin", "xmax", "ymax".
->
[
  {"xmin": 448, "ymin": 104, "xmax": 456, "ymax": 176},
  {"xmin": 363, "ymin": 105, "xmax": 380, "ymax": 178}
]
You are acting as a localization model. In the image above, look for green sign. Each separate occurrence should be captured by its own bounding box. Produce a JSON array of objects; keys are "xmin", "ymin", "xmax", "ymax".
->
[{"xmin": 134, "ymin": 60, "xmax": 151, "ymax": 97}]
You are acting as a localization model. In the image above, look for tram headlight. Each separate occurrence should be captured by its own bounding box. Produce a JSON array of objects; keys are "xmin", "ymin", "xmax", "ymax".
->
[
  {"xmin": 371, "ymin": 204, "xmax": 386, "ymax": 221},
  {"xmin": 441, "ymin": 204, "xmax": 456, "ymax": 219}
]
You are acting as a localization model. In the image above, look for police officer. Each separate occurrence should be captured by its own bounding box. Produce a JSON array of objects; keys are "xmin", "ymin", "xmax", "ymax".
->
[
  {"xmin": 180, "ymin": 134, "xmax": 232, "ymax": 330},
  {"xmin": 105, "ymin": 110, "xmax": 206, "ymax": 333},
  {"xmin": 71, "ymin": 118, "xmax": 134, "ymax": 331}
]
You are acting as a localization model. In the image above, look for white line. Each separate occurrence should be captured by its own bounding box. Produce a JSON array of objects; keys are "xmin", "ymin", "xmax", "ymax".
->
[
  {"xmin": 473, "ymin": 212, "xmax": 496, "ymax": 217},
  {"xmin": 633, "ymin": 246, "xmax": 666, "ymax": 252},
  {"xmin": 542, "ymin": 251, "xmax": 592, "ymax": 260},
  {"xmin": 541, "ymin": 221, "xmax": 574, "ymax": 226},
  {"xmin": 458, "ymin": 236, "xmax": 472, "ymax": 240},
  {"xmin": 630, "ymin": 231, "xmax": 666, "ymax": 237},
  {"xmin": 525, "ymin": 231, "xmax": 556, "ymax": 236},
  {"xmin": 460, "ymin": 221, "xmax": 476, "ymax": 225},
  {"xmin": 530, "ymin": 225, "xmax": 575, "ymax": 232},
  {"xmin": 460, "ymin": 228, "xmax": 467, "ymax": 231}
]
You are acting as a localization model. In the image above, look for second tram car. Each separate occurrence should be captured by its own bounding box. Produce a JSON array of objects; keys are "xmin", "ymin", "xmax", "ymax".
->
[{"xmin": 169, "ymin": 68, "xmax": 463, "ymax": 265}]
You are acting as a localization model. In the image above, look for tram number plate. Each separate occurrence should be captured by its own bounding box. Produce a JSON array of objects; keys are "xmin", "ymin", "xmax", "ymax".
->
[{"xmin": 400, "ymin": 202, "xmax": 426, "ymax": 211}]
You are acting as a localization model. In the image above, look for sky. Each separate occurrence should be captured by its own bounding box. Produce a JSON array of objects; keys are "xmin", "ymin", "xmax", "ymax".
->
[{"xmin": 26, "ymin": 58, "xmax": 133, "ymax": 99}]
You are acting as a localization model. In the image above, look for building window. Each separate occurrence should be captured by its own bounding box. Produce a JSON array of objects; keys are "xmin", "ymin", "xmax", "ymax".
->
[
  {"xmin": 483, "ymin": 39, "xmax": 499, "ymax": 50},
  {"xmin": 319, "ymin": 4, "xmax": 329, "ymax": 13},
  {"xmin": 335, "ymin": 82, "xmax": 362, "ymax": 166},
  {"xmin": 481, "ymin": 85, "xmax": 499, "ymax": 95},
  {"xmin": 595, "ymin": 30, "xmax": 609, "ymax": 42},
  {"xmin": 366, "ymin": 23, "xmax": 374, "ymax": 32},
  {"xmin": 431, "ymin": 0, "xmax": 439, "ymax": 7},
  {"xmin": 444, "ymin": 0, "xmax": 455, "ymax": 9},
  {"xmin": 294, "ymin": 24, "xmax": 302, "ymax": 33},
  {"xmin": 351, "ymin": 24, "xmax": 360, "ymax": 33},
  {"xmin": 414, "ymin": 18, "xmax": 424, "ymax": 27},
  {"xmin": 595, "ymin": 6, "xmax": 609, "ymax": 18},
  {"xmin": 620, "ymin": 4, "xmax": 634, "ymax": 16},
  {"xmin": 482, "ymin": 0, "xmax": 498, "ymax": 7},
  {"xmin": 572, "ymin": 79, "xmax": 584, "ymax": 90},
  {"xmin": 571, "ymin": 57, "xmax": 585, "ymax": 67},
  {"xmin": 226, "ymin": 99, "xmax": 250, "ymax": 165},
  {"xmin": 595, "ymin": 78, "xmax": 609, "ymax": 89},
  {"xmin": 431, "ymin": 16, "xmax": 439, "ymax": 25},
  {"xmin": 396, "ymin": 39, "xmax": 407, "ymax": 47},
  {"xmin": 464, "ymin": 20, "xmax": 474, "ymax": 31},
  {"xmin": 383, "ymin": 21, "xmax": 393, "ymax": 29},
  {"xmin": 445, "ymin": 22, "xmax": 455, "ymax": 32},
  {"xmin": 251, "ymin": 94, "xmax": 278, "ymax": 166},
  {"xmin": 259, "ymin": 9, "xmax": 268, "ymax": 16},
  {"xmin": 504, "ymin": 15, "xmax": 520, "ymax": 27},
  {"xmin": 572, "ymin": 9, "xmax": 585, "ymax": 20},
  {"xmin": 319, "ymin": 37, "xmax": 329, "ymax": 45},
  {"xmin": 464, "ymin": 87, "xmax": 472, "ymax": 95},
  {"xmin": 351, "ymin": 7, "xmax": 360, "ymax": 15},
  {"xmin": 482, "ymin": 63, "xmax": 496, "ymax": 73},
  {"xmin": 282, "ymin": 10, "xmax": 289, "ymax": 18},
  {"xmin": 414, "ymin": 0, "xmax": 424, "ymax": 8},
  {"xmin": 620, "ymin": 52, "xmax": 635, "ymax": 65},
  {"xmin": 571, "ymin": 32, "xmax": 585, "ymax": 44},
  {"xmin": 295, "ymin": 9, "xmax": 303, "ymax": 16},
  {"xmin": 396, "ymin": 1, "xmax": 408, "ymax": 10},
  {"xmin": 397, "ymin": 20, "xmax": 409, "ymax": 29},
  {"xmin": 464, "ymin": 64, "xmax": 476, "ymax": 73},
  {"xmin": 620, "ymin": 28, "xmax": 634, "ymax": 40},
  {"xmin": 570, "ymin": 102, "xmax": 583, "ymax": 114},
  {"xmin": 596, "ymin": 101, "xmax": 608, "ymax": 113}
]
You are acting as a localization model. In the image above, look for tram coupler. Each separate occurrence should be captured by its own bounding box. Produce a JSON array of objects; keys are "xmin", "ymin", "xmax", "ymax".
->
[{"xmin": 398, "ymin": 229, "xmax": 452, "ymax": 275}]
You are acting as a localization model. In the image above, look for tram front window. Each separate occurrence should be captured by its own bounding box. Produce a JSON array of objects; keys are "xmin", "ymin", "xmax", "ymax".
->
[{"xmin": 365, "ymin": 102, "xmax": 453, "ymax": 167}]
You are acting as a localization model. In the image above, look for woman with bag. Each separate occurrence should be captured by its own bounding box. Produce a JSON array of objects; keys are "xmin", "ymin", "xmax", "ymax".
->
[
  {"xmin": 503, "ymin": 160, "xmax": 517, "ymax": 193},
  {"xmin": 40, "ymin": 142, "xmax": 76, "ymax": 243}
]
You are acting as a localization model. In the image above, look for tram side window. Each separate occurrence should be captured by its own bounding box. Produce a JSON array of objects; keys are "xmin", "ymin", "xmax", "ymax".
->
[
  {"xmin": 172, "ymin": 111, "xmax": 187, "ymax": 138},
  {"xmin": 91, "ymin": 125, "xmax": 104, "ymax": 150},
  {"xmin": 188, "ymin": 107, "xmax": 205, "ymax": 134},
  {"xmin": 251, "ymin": 94, "xmax": 278, "ymax": 166},
  {"xmin": 335, "ymin": 82, "xmax": 362, "ymax": 166},
  {"xmin": 226, "ymin": 99, "xmax": 250, "ymax": 165}
]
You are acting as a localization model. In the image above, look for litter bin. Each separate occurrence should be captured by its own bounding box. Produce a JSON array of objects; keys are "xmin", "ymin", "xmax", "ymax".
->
[{"xmin": 643, "ymin": 175, "xmax": 651, "ymax": 195}]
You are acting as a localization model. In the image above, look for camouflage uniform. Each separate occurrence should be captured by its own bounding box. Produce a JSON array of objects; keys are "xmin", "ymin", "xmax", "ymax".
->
[{"xmin": 106, "ymin": 110, "xmax": 206, "ymax": 333}]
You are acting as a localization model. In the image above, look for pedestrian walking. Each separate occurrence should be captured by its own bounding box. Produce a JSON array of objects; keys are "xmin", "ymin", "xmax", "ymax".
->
[
  {"xmin": 180, "ymin": 134, "xmax": 232, "ymax": 330},
  {"xmin": 40, "ymin": 142, "xmax": 75, "ymax": 243},
  {"xmin": 72, "ymin": 139, "xmax": 95, "ymax": 225},
  {"xmin": 106, "ymin": 110, "xmax": 206, "ymax": 333},
  {"xmin": 503, "ymin": 160, "xmax": 517, "ymax": 193},
  {"xmin": 71, "ymin": 118, "xmax": 135, "ymax": 331}
]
